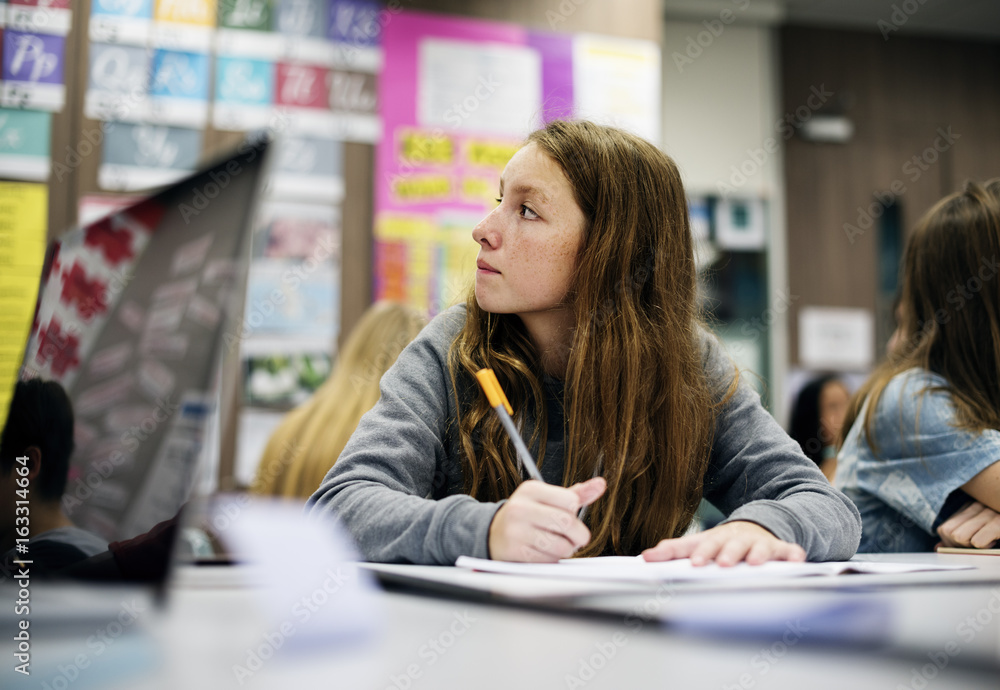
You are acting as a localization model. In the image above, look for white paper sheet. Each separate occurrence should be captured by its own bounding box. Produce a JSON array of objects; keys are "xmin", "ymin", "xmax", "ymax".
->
[
  {"xmin": 799, "ymin": 306, "xmax": 875, "ymax": 370},
  {"xmin": 455, "ymin": 556, "xmax": 972, "ymax": 583},
  {"xmin": 418, "ymin": 37, "xmax": 541, "ymax": 137}
]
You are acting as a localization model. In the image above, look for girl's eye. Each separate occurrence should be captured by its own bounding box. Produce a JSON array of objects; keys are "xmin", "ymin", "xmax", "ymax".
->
[
  {"xmin": 520, "ymin": 205, "xmax": 538, "ymax": 220},
  {"xmin": 495, "ymin": 197, "xmax": 502, "ymax": 205}
]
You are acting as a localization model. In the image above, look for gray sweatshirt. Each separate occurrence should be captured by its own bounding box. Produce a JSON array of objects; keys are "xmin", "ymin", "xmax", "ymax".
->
[{"xmin": 306, "ymin": 306, "xmax": 861, "ymax": 564}]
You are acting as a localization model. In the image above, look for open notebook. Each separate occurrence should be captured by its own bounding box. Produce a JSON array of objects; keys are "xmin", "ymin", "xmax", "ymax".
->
[{"xmin": 454, "ymin": 555, "xmax": 974, "ymax": 583}]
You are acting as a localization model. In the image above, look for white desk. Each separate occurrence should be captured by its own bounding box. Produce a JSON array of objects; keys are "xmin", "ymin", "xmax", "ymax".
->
[{"xmin": 12, "ymin": 554, "xmax": 1000, "ymax": 690}]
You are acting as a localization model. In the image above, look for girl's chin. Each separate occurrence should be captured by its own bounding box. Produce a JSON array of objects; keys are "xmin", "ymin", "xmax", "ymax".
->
[{"xmin": 473, "ymin": 293, "xmax": 512, "ymax": 315}]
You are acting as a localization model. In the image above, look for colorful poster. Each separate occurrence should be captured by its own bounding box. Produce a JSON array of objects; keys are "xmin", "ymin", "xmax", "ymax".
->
[
  {"xmin": 327, "ymin": 0, "xmax": 379, "ymax": 47},
  {"xmin": 244, "ymin": 259, "xmax": 338, "ymax": 337},
  {"xmin": 0, "ymin": 107, "xmax": 50, "ymax": 180},
  {"xmin": 275, "ymin": 60, "xmax": 328, "ymax": 108},
  {"xmin": 268, "ymin": 134, "xmax": 343, "ymax": 201},
  {"xmin": 151, "ymin": 0, "xmax": 215, "ymax": 51},
  {"xmin": 0, "ymin": 181, "xmax": 46, "ymax": 431},
  {"xmin": 326, "ymin": 0, "xmax": 382, "ymax": 74},
  {"xmin": 148, "ymin": 47, "xmax": 209, "ymax": 126},
  {"xmin": 253, "ymin": 201, "xmax": 339, "ymax": 260},
  {"xmin": 214, "ymin": 0, "xmax": 284, "ymax": 59},
  {"xmin": 572, "ymin": 34, "xmax": 661, "ymax": 145},
  {"xmin": 6, "ymin": 0, "xmax": 73, "ymax": 36},
  {"xmin": 375, "ymin": 12, "xmax": 572, "ymax": 315},
  {"xmin": 324, "ymin": 66, "xmax": 378, "ymax": 141},
  {"xmin": 90, "ymin": 0, "xmax": 154, "ymax": 45},
  {"xmin": 243, "ymin": 352, "xmax": 330, "ymax": 407},
  {"xmin": 274, "ymin": 0, "xmax": 325, "ymax": 38},
  {"xmin": 212, "ymin": 55, "xmax": 275, "ymax": 131},
  {"xmin": 85, "ymin": 42, "xmax": 150, "ymax": 122},
  {"xmin": 328, "ymin": 67, "xmax": 375, "ymax": 113},
  {"xmin": 275, "ymin": 0, "xmax": 343, "ymax": 66},
  {"xmin": 326, "ymin": 0, "xmax": 381, "ymax": 71},
  {"xmin": 218, "ymin": 0, "xmax": 271, "ymax": 31},
  {"xmin": 1, "ymin": 28, "xmax": 65, "ymax": 110},
  {"xmin": 99, "ymin": 122, "xmax": 201, "ymax": 191}
]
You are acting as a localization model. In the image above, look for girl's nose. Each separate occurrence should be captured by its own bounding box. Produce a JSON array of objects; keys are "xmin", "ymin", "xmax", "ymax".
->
[{"xmin": 472, "ymin": 207, "xmax": 501, "ymax": 249}]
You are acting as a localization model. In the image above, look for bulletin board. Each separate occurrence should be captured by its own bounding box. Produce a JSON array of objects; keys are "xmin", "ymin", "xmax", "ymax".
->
[{"xmin": 375, "ymin": 10, "xmax": 661, "ymax": 316}]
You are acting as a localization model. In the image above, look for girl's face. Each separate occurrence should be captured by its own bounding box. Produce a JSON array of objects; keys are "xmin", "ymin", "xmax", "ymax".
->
[
  {"xmin": 818, "ymin": 380, "xmax": 850, "ymax": 444},
  {"xmin": 472, "ymin": 143, "xmax": 587, "ymax": 318}
]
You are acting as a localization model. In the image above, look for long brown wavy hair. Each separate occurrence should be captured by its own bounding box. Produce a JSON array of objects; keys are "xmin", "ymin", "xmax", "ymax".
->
[
  {"xmin": 841, "ymin": 181, "xmax": 1000, "ymax": 454},
  {"xmin": 448, "ymin": 120, "xmax": 726, "ymax": 557}
]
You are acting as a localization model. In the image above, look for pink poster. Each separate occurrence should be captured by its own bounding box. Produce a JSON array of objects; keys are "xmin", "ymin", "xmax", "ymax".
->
[{"xmin": 374, "ymin": 10, "xmax": 573, "ymax": 315}]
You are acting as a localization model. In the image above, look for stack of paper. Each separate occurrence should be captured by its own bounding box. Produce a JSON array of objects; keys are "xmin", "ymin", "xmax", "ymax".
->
[{"xmin": 454, "ymin": 556, "xmax": 973, "ymax": 583}]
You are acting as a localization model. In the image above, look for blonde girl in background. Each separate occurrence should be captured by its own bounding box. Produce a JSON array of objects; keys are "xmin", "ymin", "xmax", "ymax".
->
[{"xmin": 252, "ymin": 302, "xmax": 426, "ymax": 499}]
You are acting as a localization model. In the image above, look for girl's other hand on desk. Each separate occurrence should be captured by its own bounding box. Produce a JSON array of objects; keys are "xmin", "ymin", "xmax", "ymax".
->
[
  {"xmin": 488, "ymin": 477, "xmax": 606, "ymax": 562},
  {"xmin": 641, "ymin": 520, "xmax": 807, "ymax": 567},
  {"xmin": 937, "ymin": 501, "xmax": 1000, "ymax": 549}
]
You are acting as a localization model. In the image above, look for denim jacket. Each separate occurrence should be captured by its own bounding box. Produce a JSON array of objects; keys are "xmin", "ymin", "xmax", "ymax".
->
[{"xmin": 836, "ymin": 368, "xmax": 1000, "ymax": 552}]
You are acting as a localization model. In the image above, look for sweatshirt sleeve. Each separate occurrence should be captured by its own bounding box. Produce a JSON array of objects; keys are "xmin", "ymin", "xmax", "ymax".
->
[
  {"xmin": 700, "ymin": 332, "xmax": 862, "ymax": 561},
  {"xmin": 305, "ymin": 308, "xmax": 501, "ymax": 564}
]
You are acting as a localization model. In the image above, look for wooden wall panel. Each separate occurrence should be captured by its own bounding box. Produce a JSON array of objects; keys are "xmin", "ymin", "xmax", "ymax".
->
[
  {"xmin": 46, "ymin": 0, "xmax": 90, "ymax": 241},
  {"xmin": 782, "ymin": 26, "xmax": 1000, "ymax": 366},
  {"xmin": 340, "ymin": 141, "xmax": 373, "ymax": 341},
  {"xmin": 400, "ymin": 0, "xmax": 662, "ymax": 42}
]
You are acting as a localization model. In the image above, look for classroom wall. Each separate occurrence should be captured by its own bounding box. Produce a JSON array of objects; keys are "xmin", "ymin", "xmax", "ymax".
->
[
  {"xmin": 661, "ymin": 23, "xmax": 777, "ymax": 198},
  {"xmin": 394, "ymin": 0, "xmax": 662, "ymax": 42},
  {"xmin": 782, "ymin": 26, "xmax": 1000, "ymax": 367},
  {"xmin": 661, "ymin": 18, "xmax": 790, "ymax": 416}
]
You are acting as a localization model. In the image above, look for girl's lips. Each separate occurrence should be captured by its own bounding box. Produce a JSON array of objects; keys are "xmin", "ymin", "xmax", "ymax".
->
[{"xmin": 476, "ymin": 260, "xmax": 500, "ymax": 273}]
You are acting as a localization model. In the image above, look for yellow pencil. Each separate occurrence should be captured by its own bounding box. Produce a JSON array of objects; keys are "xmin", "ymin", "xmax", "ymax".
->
[{"xmin": 474, "ymin": 368, "xmax": 544, "ymax": 482}]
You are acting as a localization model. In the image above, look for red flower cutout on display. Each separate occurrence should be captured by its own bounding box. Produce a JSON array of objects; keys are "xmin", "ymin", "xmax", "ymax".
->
[
  {"xmin": 35, "ymin": 317, "xmax": 81, "ymax": 377},
  {"xmin": 84, "ymin": 219, "xmax": 134, "ymax": 266},
  {"xmin": 60, "ymin": 262, "xmax": 108, "ymax": 320}
]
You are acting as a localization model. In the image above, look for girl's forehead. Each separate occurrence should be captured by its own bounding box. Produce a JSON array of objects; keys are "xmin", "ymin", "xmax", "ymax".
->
[{"xmin": 500, "ymin": 144, "xmax": 570, "ymax": 192}]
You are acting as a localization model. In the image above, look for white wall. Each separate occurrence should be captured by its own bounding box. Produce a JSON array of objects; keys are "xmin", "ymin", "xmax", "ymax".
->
[
  {"xmin": 660, "ymin": 18, "xmax": 790, "ymax": 418},
  {"xmin": 662, "ymin": 21, "xmax": 778, "ymax": 197}
]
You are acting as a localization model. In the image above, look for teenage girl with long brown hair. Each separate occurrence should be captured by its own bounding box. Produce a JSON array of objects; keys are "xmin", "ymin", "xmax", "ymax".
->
[
  {"xmin": 308, "ymin": 120, "xmax": 860, "ymax": 565},
  {"xmin": 837, "ymin": 181, "xmax": 1000, "ymax": 552}
]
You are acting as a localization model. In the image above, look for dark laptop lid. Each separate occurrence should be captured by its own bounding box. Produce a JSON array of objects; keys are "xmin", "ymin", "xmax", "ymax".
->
[{"xmin": 2, "ymin": 133, "xmax": 270, "ymax": 585}]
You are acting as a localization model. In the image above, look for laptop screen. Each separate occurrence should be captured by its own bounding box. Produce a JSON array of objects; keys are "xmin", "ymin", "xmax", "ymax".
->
[{"xmin": 1, "ymin": 134, "xmax": 270, "ymax": 584}]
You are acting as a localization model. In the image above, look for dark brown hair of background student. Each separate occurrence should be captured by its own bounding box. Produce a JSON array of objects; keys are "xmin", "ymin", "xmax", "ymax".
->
[
  {"xmin": 790, "ymin": 374, "xmax": 841, "ymax": 466},
  {"xmin": 448, "ymin": 120, "xmax": 734, "ymax": 557},
  {"xmin": 841, "ymin": 180, "xmax": 1000, "ymax": 455},
  {"xmin": 1, "ymin": 379, "xmax": 74, "ymax": 501}
]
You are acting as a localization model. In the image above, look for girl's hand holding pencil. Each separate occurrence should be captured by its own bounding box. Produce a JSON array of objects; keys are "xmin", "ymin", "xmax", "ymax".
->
[{"xmin": 488, "ymin": 477, "xmax": 606, "ymax": 562}]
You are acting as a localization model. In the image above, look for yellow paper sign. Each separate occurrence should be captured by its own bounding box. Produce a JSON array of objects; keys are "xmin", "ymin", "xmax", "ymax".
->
[
  {"xmin": 465, "ymin": 140, "xmax": 519, "ymax": 169},
  {"xmin": 375, "ymin": 214, "xmax": 435, "ymax": 242},
  {"xmin": 460, "ymin": 176, "xmax": 498, "ymax": 207},
  {"xmin": 392, "ymin": 174, "xmax": 452, "ymax": 203},
  {"xmin": 399, "ymin": 131, "xmax": 454, "ymax": 165},
  {"xmin": 155, "ymin": 0, "xmax": 216, "ymax": 26},
  {"xmin": 0, "ymin": 182, "xmax": 47, "ymax": 430}
]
